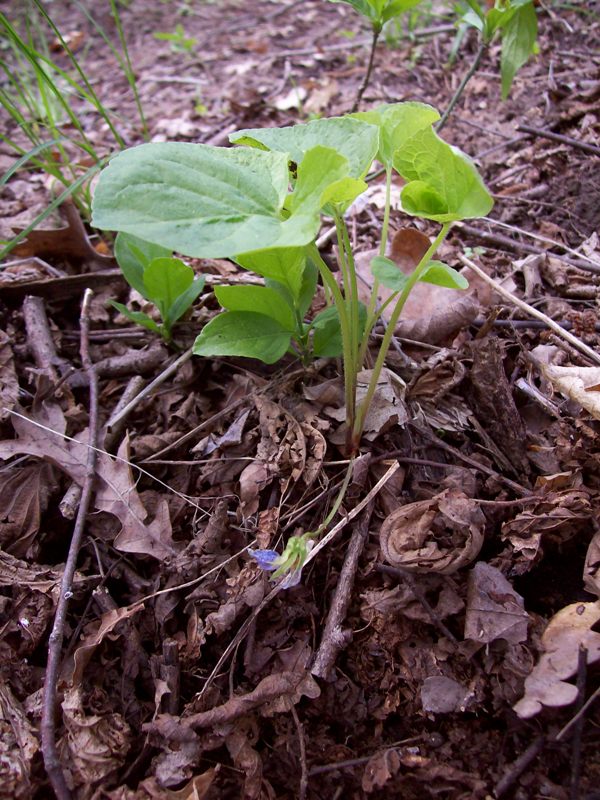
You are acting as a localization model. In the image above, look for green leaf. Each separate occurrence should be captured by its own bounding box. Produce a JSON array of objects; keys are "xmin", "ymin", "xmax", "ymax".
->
[
  {"xmin": 326, "ymin": 0, "xmax": 423, "ymax": 26},
  {"xmin": 236, "ymin": 247, "xmax": 306, "ymax": 302},
  {"xmin": 92, "ymin": 142, "xmax": 322, "ymax": 257},
  {"xmin": 501, "ymin": 1, "xmax": 537, "ymax": 99},
  {"xmin": 352, "ymin": 101, "xmax": 440, "ymax": 169},
  {"xmin": 370, "ymin": 255, "xmax": 409, "ymax": 291},
  {"xmin": 143, "ymin": 257, "xmax": 194, "ymax": 319},
  {"xmin": 298, "ymin": 258, "xmax": 318, "ymax": 318},
  {"xmin": 166, "ymin": 276, "xmax": 206, "ymax": 328},
  {"xmin": 109, "ymin": 301, "xmax": 162, "ymax": 335},
  {"xmin": 231, "ymin": 116, "xmax": 379, "ymax": 179},
  {"xmin": 193, "ymin": 311, "xmax": 292, "ymax": 364},
  {"xmin": 419, "ymin": 260, "xmax": 469, "ymax": 289},
  {"xmin": 214, "ymin": 285, "xmax": 296, "ymax": 331},
  {"xmin": 311, "ymin": 302, "xmax": 367, "ymax": 357},
  {"xmin": 290, "ymin": 146, "xmax": 361, "ymax": 219},
  {"xmin": 114, "ymin": 232, "xmax": 171, "ymax": 298},
  {"xmin": 393, "ymin": 126, "xmax": 493, "ymax": 222}
]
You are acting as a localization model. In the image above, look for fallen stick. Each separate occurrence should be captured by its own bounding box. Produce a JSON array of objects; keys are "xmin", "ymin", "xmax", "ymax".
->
[
  {"xmin": 517, "ymin": 123, "xmax": 600, "ymax": 157},
  {"xmin": 458, "ymin": 254, "xmax": 600, "ymax": 366},
  {"xmin": 41, "ymin": 289, "xmax": 99, "ymax": 800}
]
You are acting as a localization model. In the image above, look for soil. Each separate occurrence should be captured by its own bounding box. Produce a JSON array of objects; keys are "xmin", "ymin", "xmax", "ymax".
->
[{"xmin": 1, "ymin": 1, "xmax": 600, "ymax": 799}]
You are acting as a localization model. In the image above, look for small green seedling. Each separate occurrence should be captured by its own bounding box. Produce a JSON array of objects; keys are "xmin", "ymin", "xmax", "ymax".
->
[
  {"xmin": 326, "ymin": 0, "xmax": 424, "ymax": 110},
  {"xmin": 111, "ymin": 232, "xmax": 205, "ymax": 344},
  {"xmin": 446, "ymin": 0, "xmax": 537, "ymax": 120},
  {"xmin": 154, "ymin": 23, "xmax": 197, "ymax": 54}
]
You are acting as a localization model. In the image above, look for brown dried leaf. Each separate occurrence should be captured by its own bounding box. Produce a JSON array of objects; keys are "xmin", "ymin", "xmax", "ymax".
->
[
  {"xmin": 70, "ymin": 602, "xmax": 145, "ymax": 687},
  {"xmin": 0, "ymin": 405, "xmax": 179, "ymax": 559},
  {"xmin": 0, "ymin": 679, "xmax": 39, "ymax": 799},
  {"xmin": 0, "ymin": 463, "xmax": 57, "ymax": 557},
  {"xmin": 0, "ymin": 330, "xmax": 18, "ymax": 421},
  {"xmin": 421, "ymin": 676, "xmax": 473, "ymax": 714},
  {"xmin": 362, "ymin": 748, "xmax": 402, "ymax": 793},
  {"xmin": 380, "ymin": 489, "xmax": 485, "ymax": 574},
  {"xmin": 239, "ymin": 397, "xmax": 306, "ymax": 516},
  {"xmin": 60, "ymin": 687, "xmax": 131, "ymax": 787},
  {"xmin": 465, "ymin": 562, "xmax": 529, "ymax": 645},
  {"xmin": 514, "ymin": 601, "xmax": 600, "ymax": 718}
]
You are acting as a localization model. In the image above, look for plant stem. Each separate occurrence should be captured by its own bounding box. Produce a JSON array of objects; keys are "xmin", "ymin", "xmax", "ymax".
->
[
  {"xmin": 307, "ymin": 457, "xmax": 355, "ymax": 540},
  {"xmin": 336, "ymin": 212, "xmax": 361, "ymax": 375},
  {"xmin": 436, "ymin": 42, "xmax": 486, "ymax": 133},
  {"xmin": 351, "ymin": 222, "xmax": 452, "ymax": 450},
  {"xmin": 351, "ymin": 23, "xmax": 381, "ymax": 113},
  {"xmin": 358, "ymin": 165, "xmax": 393, "ymax": 368},
  {"xmin": 308, "ymin": 244, "xmax": 357, "ymax": 435}
]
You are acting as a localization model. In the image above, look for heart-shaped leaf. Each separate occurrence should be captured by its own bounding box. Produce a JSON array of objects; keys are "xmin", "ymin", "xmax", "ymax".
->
[
  {"xmin": 236, "ymin": 247, "xmax": 307, "ymax": 303},
  {"xmin": 114, "ymin": 232, "xmax": 170, "ymax": 298},
  {"xmin": 352, "ymin": 101, "xmax": 439, "ymax": 168},
  {"xmin": 393, "ymin": 126, "xmax": 493, "ymax": 222},
  {"xmin": 194, "ymin": 311, "xmax": 292, "ymax": 364},
  {"xmin": 92, "ymin": 142, "xmax": 322, "ymax": 257},
  {"xmin": 370, "ymin": 255, "xmax": 409, "ymax": 292},
  {"xmin": 419, "ymin": 260, "xmax": 469, "ymax": 289},
  {"xmin": 214, "ymin": 285, "xmax": 296, "ymax": 331},
  {"xmin": 231, "ymin": 116, "xmax": 379, "ymax": 179}
]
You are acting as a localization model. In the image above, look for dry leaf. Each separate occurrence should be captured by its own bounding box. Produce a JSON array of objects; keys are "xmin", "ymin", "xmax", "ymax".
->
[
  {"xmin": 0, "ymin": 463, "xmax": 57, "ymax": 557},
  {"xmin": 537, "ymin": 363, "xmax": 600, "ymax": 421},
  {"xmin": 362, "ymin": 748, "xmax": 402, "ymax": 793},
  {"xmin": 421, "ymin": 676, "xmax": 473, "ymax": 714},
  {"xmin": 465, "ymin": 562, "xmax": 529, "ymax": 645},
  {"xmin": 0, "ymin": 680, "xmax": 39, "ymax": 799},
  {"xmin": 513, "ymin": 601, "xmax": 600, "ymax": 719},
  {"xmin": 0, "ymin": 330, "xmax": 18, "ymax": 421},
  {"xmin": 380, "ymin": 489, "xmax": 485, "ymax": 574},
  {"xmin": 0, "ymin": 404, "xmax": 179, "ymax": 559}
]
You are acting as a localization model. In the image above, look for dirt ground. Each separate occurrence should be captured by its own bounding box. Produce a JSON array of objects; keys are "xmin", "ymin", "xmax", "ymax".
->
[{"xmin": 1, "ymin": 1, "xmax": 600, "ymax": 798}]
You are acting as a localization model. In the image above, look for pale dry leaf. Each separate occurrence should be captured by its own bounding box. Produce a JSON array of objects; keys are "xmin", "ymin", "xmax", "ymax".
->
[
  {"xmin": 465, "ymin": 562, "xmax": 529, "ymax": 645},
  {"xmin": 362, "ymin": 749, "xmax": 402, "ymax": 794},
  {"xmin": 537, "ymin": 363, "xmax": 600, "ymax": 421},
  {"xmin": 421, "ymin": 676, "xmax": 473, "ymax": 714},
  {"xmin": 380, "ymin": 488, "xmax": 485, "ymax": 574},
  {"xmin": 513, "ymin": 601, "xmax": 600, "ymax": 719},
  {"xmin": 60, "ymin": 687, "xmax": 131, "ymax": 787},
  {"xmin": 0, "ymin": 329, "xmax": 18, "ymax": 421},
  {"xmin": 0, "ymin": 405, "xmax": 179, "ymax": 559}
]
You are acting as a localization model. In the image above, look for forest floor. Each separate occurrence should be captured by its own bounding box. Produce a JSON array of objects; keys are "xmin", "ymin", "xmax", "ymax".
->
[{"xmin": 1, "ymin": 1, "xmax": 600, "ymax": 798}]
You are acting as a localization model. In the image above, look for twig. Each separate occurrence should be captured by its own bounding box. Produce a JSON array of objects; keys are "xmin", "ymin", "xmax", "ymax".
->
[
  {"xmin": 41, "ymin": 289, "xmax": 99, "ymax": 800},
  {"xmin": 458, "ymin": 254, "xmax": 600, "ymax": 365},
  {"xmin": 23, "ymin": 295, "xmax": 72, "ymax": 384},
  {"xmin": 456, "ymin": 223, "xmax": 600, "ymax": 274},
  {"xmin": 517, "ymin": 123, "xmax": 600, "ymax": 157},
  {"xmin": 107, "ymin": 347, "xmax": 193, "ymax": 430},
  {"xmin": 351, "ymin": 26, "xmax": 380, "ymax": 113},
  {"xmin": 291, "ymin": 704, "xmax": 309, "ymax": 800},
  {"xmin": 311, "ymin": 503, "xmax": 374, "ymax": 680},
  {"xmin": 305, "ymin": 461, "xmax": 400, "ymax": 566},
  {"xmin": 375, "ymin": 564, "xmax": 458, "ymax": 644},
  {"xmin": 68, "ymin": 342, "xmax": 167, "ymax": 387},
  {"xmin": 569, "ymin": 645, "xmax": 588, "ymax": 800},
  {"xmin": 482, "ymin": 217, "xmax": 600, "ymax": 271},
  {"xmin": 494, "ymin": 736, "xmax": 546, "ymax": 798},
  {"xmin": 437, "ymin": 43, "xmax": 486, "ymax": 133}
]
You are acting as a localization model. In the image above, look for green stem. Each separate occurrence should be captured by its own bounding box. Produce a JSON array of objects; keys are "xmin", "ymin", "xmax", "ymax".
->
[
  {"xmin": 351, "ymin": 222, "xmax": 452, "ymax": 450},
  {"xmin": 337, "ymin": 212, "xmax": 360, "ymax": 376},
  {"xmin": 436, "ymin": 42, "xmax": 486, "ymax": 133},
  {"xmin": 358, "ymin": 165, "xmax": 393, "ymax": 368},
  {"xmin": 308, "ymin": 244, "xmax": 357, "ymax": 434},
  {"xmin": 306, "ymin": 457, "xmax": 355, "ymax": 540}
]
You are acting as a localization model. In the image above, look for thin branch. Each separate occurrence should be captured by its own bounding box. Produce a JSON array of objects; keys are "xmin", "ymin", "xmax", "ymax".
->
[
  {"xmin": 351, "ymin": 25, "xmax": 381, "ymax": 113},
  {"xmin": 41, "ymin": 289, "xmax": 99, "ymax": 800},
  {"xmin": 311, "ymin": 503, "xmax": 374, "ymax": 680},
  {"xmin": 458, "ymin": 254, "xmax": 600, "ymax": 365},
  {"xmin": 517, "ymin": 123, "xmax": 600, "ymax": 157},
  {"xmin": 437, "ymin": 43, "xmax": 486, "ymax": 133},
  {"xmin": 291, "ymin": 705, "xmax": 309, "ymax": 800}
]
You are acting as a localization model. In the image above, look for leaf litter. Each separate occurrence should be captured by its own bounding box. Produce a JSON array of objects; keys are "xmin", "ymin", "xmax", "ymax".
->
[{"xmin": 1, "ymin": 1, "xmax": 600, "ymax": 798}]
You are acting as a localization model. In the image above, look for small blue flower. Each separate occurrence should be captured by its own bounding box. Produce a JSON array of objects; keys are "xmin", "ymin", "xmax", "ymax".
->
[
  {"xmin": 250, "ymin": 535, "xmax": 312, "ymax": 589},
  {"xmin": 250, "ymin": 549, "xmax": 281, "ymax": 571}
]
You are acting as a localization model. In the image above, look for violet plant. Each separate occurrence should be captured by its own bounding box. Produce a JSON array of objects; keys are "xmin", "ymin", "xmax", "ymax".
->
[{"xmin": 92, "ymin": 103, "xmax": 493, "ymax": 586}]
